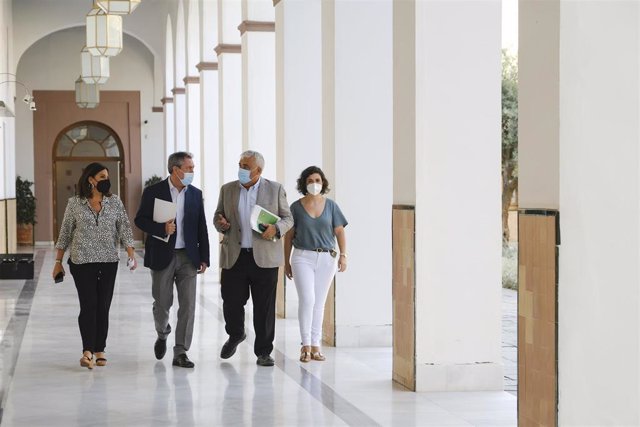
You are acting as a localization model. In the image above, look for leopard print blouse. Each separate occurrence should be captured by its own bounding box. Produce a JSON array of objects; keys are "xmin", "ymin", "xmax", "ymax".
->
[{"xmin": 55, "ymin": 195, "xmax": 135, "ymax": 264}]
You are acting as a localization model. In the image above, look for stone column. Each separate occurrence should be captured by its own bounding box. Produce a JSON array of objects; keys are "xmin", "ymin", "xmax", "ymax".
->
[
  {"xmin": 392, "ymin": 0, "xmax": 503, "ymax": 392},
  {"xmin": 161, "ymin": 96, "xmax": 175, "ymax": 162},
  {"xmin": 274, "ymin": 0, "xmax": 323, "ymax": 318},
  {"xmin": 240, "ymin": 0, "xmax": 276, "ymax": 179},
  {"xmin": 184, "ymin": 76, "xmax": 202, "ymax": 186},
  {"xmin": 321, "ymin": 0, "xmax": 393, "ymax": 347},
  {"xmin": 518, "ymin": 0, "xmax": 560, "ymax": 423},
  {"xmin": 199, "ymin": 0, "xmax": 220, "ymax": 274},
  {"xmin": 217, "ymin": 0, "xmax": 243, "ymax": 183},
  {"xmin": 172, "ymin": 87, "xmax": 186, "ymax": 152}
]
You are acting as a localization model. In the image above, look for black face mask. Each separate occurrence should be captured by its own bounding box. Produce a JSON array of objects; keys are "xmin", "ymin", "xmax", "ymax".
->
[{"xmin": 96, "ymin": 179, "xmax": 111, "ymax": 194}]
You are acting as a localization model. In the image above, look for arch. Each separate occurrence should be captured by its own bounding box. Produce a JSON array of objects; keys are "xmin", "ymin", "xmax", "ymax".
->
[
  {"xmin": 51, "ymin": 120, "xmax": 126, "ymax": 240},
  {"xmin": 16, "ymin": 25, "xmax": 159, "ymax": 72}
]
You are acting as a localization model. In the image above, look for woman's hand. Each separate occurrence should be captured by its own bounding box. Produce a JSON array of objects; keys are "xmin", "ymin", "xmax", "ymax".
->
[
  {"xmin": 338, "ymin": 255, "xmax": 347, "ymax": 272},
  {"xmin": 284, "ymin": 263, "xmax": 293, "ymax": 280},
  {"xmin": 52, "ymin": 262, "xmax": 65, "ymax": 280}
]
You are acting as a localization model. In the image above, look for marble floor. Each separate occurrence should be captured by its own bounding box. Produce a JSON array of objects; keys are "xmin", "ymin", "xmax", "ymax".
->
[{"xmin": 0, "ymin": 249, "xmax": 516, "ymax": 426}]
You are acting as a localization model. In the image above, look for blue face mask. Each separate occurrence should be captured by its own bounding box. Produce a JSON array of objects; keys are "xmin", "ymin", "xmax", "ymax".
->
[
  {"xmin": 238, "ymin": 168, "xmax": 252, "ymax": 184},
  {"xmin": 180, "ymin": 172, "xmax": 194, "ymax": 186}
]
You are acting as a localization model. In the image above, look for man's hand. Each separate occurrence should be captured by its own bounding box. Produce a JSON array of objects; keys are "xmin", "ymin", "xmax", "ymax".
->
[
  {"xmin": 165, "ymin": 220, "xmax": 176, "ymax": 235},
  {"xmin": 261, "ymin": 224, "xmax": 277, "ymax": 240},
  {"xmin": 217, "ymin": 213, "xmax": 231, "ymax": 231},
  {"xmin": 198, "ymin": 262, "xmax": 207, "ymax": 274}
]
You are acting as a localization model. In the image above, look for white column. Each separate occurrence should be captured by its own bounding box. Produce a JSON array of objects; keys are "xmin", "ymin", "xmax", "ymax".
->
[
  {"xmin": 218, "ymin": 0, "xmax": 243, "ymax": 184},
  {"xmin": 185, "ymin": 77, "xmax": 202, "ymax": 187},
  {"xmin": 275, "ymin": 0, "xmax": 323, "ymax": 317},
  {"xmin": 557, "ymin": 2, "xmax": 640, "ymax": 424},
  {"xmin": 275, "ymin": 0, "xmax": 322, "ymax": 204},
  {"xmin": 241, "ymin": 1, "xmax": 276, "ymax": 180},
  {"xmin": 200, "ymin": 0, "xmax": 221, "ymax": 275},
  {"xmin": 162, "ymin": 97, "xmax": 175, "ymax": 161},
  {"xmin": 173, "ymin": 87, "xmax": 187, "ymax": 152},
  {"xmin": 199, "ymin": 63, "xmax": 220, "ymax": 275},
  {"xmin": 321, "ymin": 0, "xmax": 393, "ymax": 347},
  {"xmin": 398, "ymin": 0, "xmax": 503, "ymax": 391}
]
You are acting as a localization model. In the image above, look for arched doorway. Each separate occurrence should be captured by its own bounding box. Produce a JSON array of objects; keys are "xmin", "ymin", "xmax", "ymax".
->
[{"xmin": 52, "ymin": 121, "xmax": 125, "ymax": 240}]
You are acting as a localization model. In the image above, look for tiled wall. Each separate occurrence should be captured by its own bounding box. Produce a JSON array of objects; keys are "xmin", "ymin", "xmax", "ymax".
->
[
  {"xmin": 392, "ymin": 206, "xmax": 415, "ymax": 390},
  {"xmin": 518, "ymin": 211, "xmax": 559, "ymax": 426}
]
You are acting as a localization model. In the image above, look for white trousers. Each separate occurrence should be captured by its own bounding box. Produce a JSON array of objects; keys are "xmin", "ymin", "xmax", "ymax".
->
[{"xmin": 291, "ymin": 248, "xmax": 338, "ymax": 346}]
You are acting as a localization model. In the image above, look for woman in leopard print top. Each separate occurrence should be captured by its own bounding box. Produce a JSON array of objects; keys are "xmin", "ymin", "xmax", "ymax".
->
[{"xmin": 52, "ymin": 162, "xmax": 138, "ymax": 369}]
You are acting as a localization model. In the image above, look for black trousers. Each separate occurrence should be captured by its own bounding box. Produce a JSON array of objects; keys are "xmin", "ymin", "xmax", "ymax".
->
[
  {"xmin": 220, "ymin": 250, "xmax": 279, "ymax": 356},
  {"xmin": 68, "ymin": 261, "xmax": 119, "ymax": 353}
]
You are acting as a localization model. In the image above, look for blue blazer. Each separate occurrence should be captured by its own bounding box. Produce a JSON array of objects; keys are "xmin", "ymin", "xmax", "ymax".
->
[{"xmin": 134, "ymin": 178, "xmax": 210, "ymax": 271}]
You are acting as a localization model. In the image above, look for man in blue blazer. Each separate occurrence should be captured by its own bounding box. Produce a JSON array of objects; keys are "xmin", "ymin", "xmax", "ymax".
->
[{"xmin": 135, "ymin": 152, "xmax": 210, "ymax": 368}]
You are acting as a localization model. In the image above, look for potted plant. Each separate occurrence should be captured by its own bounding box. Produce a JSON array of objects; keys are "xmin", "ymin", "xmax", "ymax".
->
[
  {"xmin": 16, "ymin": 176, "xmax": 36, "ymax": 245},
  {"xmin": 144, "ymin": 175, "xmax": 163, "ymax": 188}
]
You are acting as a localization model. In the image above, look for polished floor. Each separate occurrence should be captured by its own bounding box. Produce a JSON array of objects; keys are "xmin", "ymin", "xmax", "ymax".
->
[{"xmin": 0, "ymin": 249, "xmax": 516, "ymax": 426}]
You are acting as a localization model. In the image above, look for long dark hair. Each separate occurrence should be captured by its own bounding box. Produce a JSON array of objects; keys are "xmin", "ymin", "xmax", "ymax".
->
[
  {"xmin": 77, "ymin": 162, "xmax": 111, "ymax": 199},
  {"xmin": 296, "ymin": 166, "xmax": 330, "ymax": 195}
]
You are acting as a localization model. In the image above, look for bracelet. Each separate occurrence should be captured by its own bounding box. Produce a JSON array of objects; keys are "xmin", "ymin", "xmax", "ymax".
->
[
  {"xmin": 55, "ymin": 259, "xmax": 62, "ymax": 263},
  {"xmin": 340, "ymin": 253, "xmax": 347, "ymax": 258}
]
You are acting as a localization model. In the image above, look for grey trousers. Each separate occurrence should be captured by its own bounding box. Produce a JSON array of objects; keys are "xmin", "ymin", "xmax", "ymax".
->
[{"xmin": 151, "ymin": 249, "xmax": 197, "ymax": 357}]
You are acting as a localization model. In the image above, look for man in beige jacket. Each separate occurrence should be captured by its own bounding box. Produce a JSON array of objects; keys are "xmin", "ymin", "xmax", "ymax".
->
[{"xmin": 214, "ymin": 150, "xmax": 293, "ymax": 366}]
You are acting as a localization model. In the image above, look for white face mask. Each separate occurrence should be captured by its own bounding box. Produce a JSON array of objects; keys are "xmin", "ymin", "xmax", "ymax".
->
[{"xmin": 306, "ymin": 183, "xmax": 322, "ymax": 196}]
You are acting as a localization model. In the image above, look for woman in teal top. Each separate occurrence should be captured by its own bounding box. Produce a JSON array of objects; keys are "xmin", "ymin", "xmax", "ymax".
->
[{"xmin": 284, "ymin": 166, "xmax": 348, "ymax": 362}]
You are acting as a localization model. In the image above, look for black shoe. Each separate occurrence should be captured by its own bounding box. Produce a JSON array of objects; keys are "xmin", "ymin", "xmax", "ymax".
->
[
  {"xmin": 154, "ymin": 338, "xmax": 167, "ymax": 360},
  {"xmin": 172, "ymin": 353, "xmax": 195, "ymax": 368},
  {"xmin": 256, "ymin": 354, "xmax": 275, "ymax": 367},
  {"xmin": 220, "ymin": 333, "xmax": 246, "ymax": 359}
]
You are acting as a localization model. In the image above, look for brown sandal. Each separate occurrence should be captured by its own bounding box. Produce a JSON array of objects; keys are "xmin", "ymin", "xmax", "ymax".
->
[
  {"xmin": 310, "ymin": 346, "xmax": 326, "ymax": 361},
  {"xmin": 80, "ymin": 351, "xmax": 94, "ymax": 369},
  {"xmin": 299, "ymin": 346, "xmax": 311, "ymax": 363},
  {"xmin": 95, "ymin": 352, "xmax": 107, "ymax": 366}
]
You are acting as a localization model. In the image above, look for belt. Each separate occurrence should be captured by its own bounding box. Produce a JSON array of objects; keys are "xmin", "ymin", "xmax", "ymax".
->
[
  {"xmin": 240, "ymin": 248, "xmax": 253, "ymax": 253},
  {"xmin": 311, "ymin": 248, "xmax": 337, "ymax": 258}
]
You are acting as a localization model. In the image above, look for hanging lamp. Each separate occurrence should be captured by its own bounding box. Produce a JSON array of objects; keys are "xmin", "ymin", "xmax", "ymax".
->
[
  {"xmin": 96, "ymin": 0, "xmax": 141, "ymax": 15},
  {"xmin": 75, "ymin": 76, "xmax": 100, "ymax": 109},
  {"xmin": 81, "ymin": 46, "xmax": 110, "ymax": 84},
  {"xmin": 86, "ymin": 7, "xmax": 123, "ymax": 57}
]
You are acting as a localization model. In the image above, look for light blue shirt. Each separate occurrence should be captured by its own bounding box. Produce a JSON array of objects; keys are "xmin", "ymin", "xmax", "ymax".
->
[
  {"xmin": 238, "ymin": 178, "xmax": 261, "ymax": 248},
  {"xmin": 168, "ymin": 177, "xmax": 188, "ymax": 249}
]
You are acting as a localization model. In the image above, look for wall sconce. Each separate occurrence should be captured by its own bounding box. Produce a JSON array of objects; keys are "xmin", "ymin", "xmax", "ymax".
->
[{"xmin": 0, "ymin": 73, "xmax": 36, "ymax": 112}]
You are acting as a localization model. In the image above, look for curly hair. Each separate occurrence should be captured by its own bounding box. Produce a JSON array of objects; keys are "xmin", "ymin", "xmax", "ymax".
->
[
  {"xmin": 296, "ymin": 166, "xmax": 330, "ymax": 195},
  {"xmin": 77, "ymin": 162, "xmax": 111, "ymax": 199}
]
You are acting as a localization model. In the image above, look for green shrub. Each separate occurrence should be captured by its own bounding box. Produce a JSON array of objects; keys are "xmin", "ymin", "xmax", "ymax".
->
[{"xmin": 16, "ymin": 176, "xmax": 36, "ymax": 225}]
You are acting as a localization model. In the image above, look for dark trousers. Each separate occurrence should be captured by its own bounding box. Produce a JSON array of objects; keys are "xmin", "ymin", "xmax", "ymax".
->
[
  {"xmin": 69, "ymin": 261, "xmax": 119, "ymax": 353},
  {"xmin": 220, "ymin": 250, "xmax": 278, "ymax": 356}
]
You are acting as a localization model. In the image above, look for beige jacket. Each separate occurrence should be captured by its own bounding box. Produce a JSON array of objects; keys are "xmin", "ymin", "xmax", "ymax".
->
[{"xmin": 214, "ymin": 178, "xmax": 293, "ymax": 269}]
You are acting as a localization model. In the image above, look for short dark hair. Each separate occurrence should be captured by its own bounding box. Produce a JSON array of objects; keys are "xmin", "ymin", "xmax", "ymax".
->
[
  {"xmin": 167, "ymin": 152, "xmax": 193, "ymax": 174},
  {"xmin": 296, "ymin": 166, "xmax": 330, "ymax": 195},
  {"xmin": 77, "ymin": 162, "xmax": 110, "ymax": 199}
]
